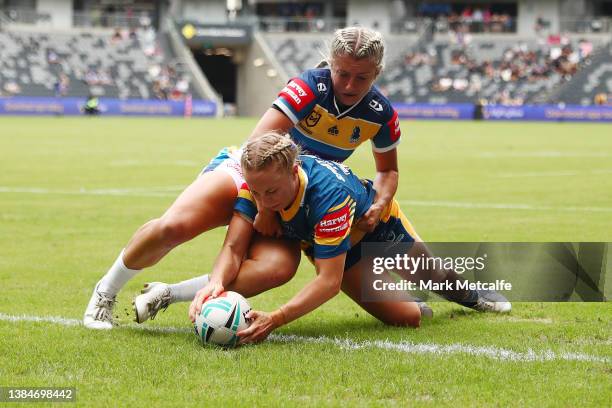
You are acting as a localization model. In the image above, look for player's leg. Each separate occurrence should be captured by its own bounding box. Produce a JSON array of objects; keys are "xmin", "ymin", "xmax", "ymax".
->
[
  {"xmin": 85, "ymin": 168, "xmax": 237, "ymax": 329},
  {"xmin": 341, "ymin": 258, "xmax": 422, "ymax": 327},
  {"xmin": 133, "ymin": 235, "xmax": 301, "ymax": 323},
  {"xmin": 226, "ymin": 235, "xmax": 301, "ymax": 297},
  {"xmin": 123, "ymin": 170, "xmax": 236, "ymax": 269},
  {"xmin": 387, "ymin": 202, "xmax": 511, "ymax": 313}
]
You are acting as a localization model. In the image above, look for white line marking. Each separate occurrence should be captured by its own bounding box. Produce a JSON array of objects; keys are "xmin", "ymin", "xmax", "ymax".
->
[
  {"xmin": 478, "ymin": 151, "xmax": 612, "ymax": 158},
  {"xmin": 398, "ymin": 200, "xmax": 612, "ymax": 213},
  {"xmin": 495, "ymin": 169, "xmax": 612, "ymax": 178},
  {"xmin": 0, "ymin": 313, "xmax": 608, "ymax": 363},
  {"xmin": 110, "ymin": 160, "xmax": 199, "ymax": 167},
  {"xmin": 2, "ymin": 186, "xmax": 610, "ymax": 213},
  {"xmin": 0, "ymin": 186, "xmax": 182, "ymax": 198}
]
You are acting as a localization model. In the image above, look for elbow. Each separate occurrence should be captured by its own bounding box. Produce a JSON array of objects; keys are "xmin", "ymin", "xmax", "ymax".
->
[
  {"xmin": 319, "ymin": 276, "xmax": 342, "ymax": 299},
  {"xmin": 327, "ymin": 278, "xmax": 342, "ymax": 298}
]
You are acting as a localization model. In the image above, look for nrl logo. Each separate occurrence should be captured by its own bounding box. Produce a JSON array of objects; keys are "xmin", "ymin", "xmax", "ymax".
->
[
  {"xmin": 369, "ymin": 99, "xmax": 383, "ymax": 112},
  {"xmin": 317, "ymin": 82, "xmax": 327, "ymax": 92},
  {"xmin": 305, "ymin": 111, "xmax": 322, "ymax": 127}
]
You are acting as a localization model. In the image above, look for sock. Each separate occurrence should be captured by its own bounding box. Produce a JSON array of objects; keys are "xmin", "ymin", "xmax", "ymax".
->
[
  {"xmin": 98, "ymin": 249, "xmax": 140, "ymax": 295},
  {"xmin": 169, "ymin": 275, "xmax": 210, "ymax": 303}
]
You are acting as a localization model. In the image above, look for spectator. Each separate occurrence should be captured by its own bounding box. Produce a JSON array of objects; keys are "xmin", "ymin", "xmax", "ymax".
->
[
  {"xmin": 111, "ymin": 28, "xmax": 122, "ymax": 43},
  {"xmin": 47, "ymin": 49, "xmax": 59, "ymax": 64},
  {"xmin": 472, "ymin": 8, "xmax": 484, "ymax": 32},
  {"xmin": 3, "ymin": 81, "xmax": 21, "ymax": 95},
  {"xmin": 54, "ymin": 73, "xmax": 70, "ymax": 97}
]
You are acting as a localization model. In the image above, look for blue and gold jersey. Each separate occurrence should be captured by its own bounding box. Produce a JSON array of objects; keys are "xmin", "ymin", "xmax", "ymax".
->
[
  {"xmin": 234, "ymin": 155, "xmax": 375, "ymax": 259},
  {"xmin": 273, "ymin": 69, "xmax": 401, "ymax": 162}
]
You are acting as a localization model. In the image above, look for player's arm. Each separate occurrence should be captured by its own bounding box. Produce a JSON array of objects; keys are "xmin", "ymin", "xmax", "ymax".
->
[
  {"xmin": 189, "ymin": 212, "xmax": 254, "ymax": 321},
  {"xmin": 237, "ymin": 253, "xmax": 346, "ymax": 344},
  {"xmin": 249, "ymin": 74, "xmax": 318, "ymax": 142},
  {"xmin": 209, "ymin": 212, "xmax": 255, "ymax": 287},
  {"xmin": 357, "ymin": 148, "xmax": 399, "ymax": 232}
]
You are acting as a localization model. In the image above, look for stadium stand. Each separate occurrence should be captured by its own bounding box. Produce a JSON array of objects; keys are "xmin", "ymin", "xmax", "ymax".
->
[
  {"xmin": 261, "ymin": 32, "xmax": 610, "ymax": 106},
  {"xmin": 0, "ymin": 26, "xmax": 197, "ymax": 99},
  {"xmin": 548, "ymin": 41, "xmax": 612, "ymax": 105}
]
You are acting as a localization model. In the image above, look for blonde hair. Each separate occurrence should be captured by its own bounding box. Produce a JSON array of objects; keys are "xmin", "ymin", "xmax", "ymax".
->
[
  {"xmin": 241, "ymin": 132, "xmax": 299, "ymax": 173},
  {"xmin": 318, "ymin": 26, "xmax": 385, "ymax": 73}
]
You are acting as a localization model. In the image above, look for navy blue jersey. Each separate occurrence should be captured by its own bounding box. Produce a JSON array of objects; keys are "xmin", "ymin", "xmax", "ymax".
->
[
  {"xmin": 273, "ymin": 69, "xmax": 401, "ymax": 162},
  {"xmin": 234, "ymin": 155, "xmax": 375, "ymax": 259}
]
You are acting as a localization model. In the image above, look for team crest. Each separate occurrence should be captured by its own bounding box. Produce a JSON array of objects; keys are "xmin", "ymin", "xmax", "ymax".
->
[
  {"xmin": 327, "ymin": 125, "xmax": 339, "ymax": 136},
  {"xmin": 350, "ymin": 126, "xmax": 361, "ymax": 143},
  {"xmin": 305, "ymin": 111, "xmax": 322, "ymax": 127},
  {"xmin": 317, "ymin": 82, "xmax": 327, "ymax": 92}
]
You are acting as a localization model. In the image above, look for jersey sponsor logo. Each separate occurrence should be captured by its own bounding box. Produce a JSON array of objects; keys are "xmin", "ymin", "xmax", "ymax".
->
[
  {"xmin": 317, "ymin": 82, "xmax": 327, "ymax": 92},
  {"xmin": 305, "ymin": 110, "xmax": 322, "ymax": 127},
  {"xmin": 387, "ymin": 110, "xmax": 401, "ymax": 142},
  {"xmin": 350, "ymin": 126, "xmax": 361, "ymax": 143},
  {"xmin": 278, "ymin": 78, "xmax": 315, "ymax": 112},
  {"xmin": 315, "ymin": 204, "xmax": 351, "ymax": 239},
  {"xmin": 327, "ymin": 125, "xmax": 339, "ymax": 136},
  {"xmin": 369, "ymin": 99, "xmax": 383, "ymax": 112}
]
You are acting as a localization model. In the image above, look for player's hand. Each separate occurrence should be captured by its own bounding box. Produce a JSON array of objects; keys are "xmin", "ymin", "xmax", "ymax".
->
[
  {"xmin": 189, "ymin": 282, "xmax": 224, "ymax": 323},
  {"xmin": 237, "ymin": 310, "xmax": 277, "ymax": 344},
  {"xmin": 253, "ymin": 208, "xmax": 282, "ymax": 237},
  {"xmin": 356, "ymin": 202, "xmax": 384, "ymax": 232}
]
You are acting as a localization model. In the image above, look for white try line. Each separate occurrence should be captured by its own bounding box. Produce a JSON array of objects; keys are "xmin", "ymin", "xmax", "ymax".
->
[
  {"xmin": 2, "ymin": 186, "xmax": 611, "ymax": 214},
  {"xmin": 0, "ymin": 313, "xmax": 609, "ymax": 364}
]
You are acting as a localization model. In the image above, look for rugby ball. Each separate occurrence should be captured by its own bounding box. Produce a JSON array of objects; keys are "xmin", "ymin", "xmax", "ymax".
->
[{"xmin": 194, "ymin": 291, "xmax": 251, "ymax": 347}]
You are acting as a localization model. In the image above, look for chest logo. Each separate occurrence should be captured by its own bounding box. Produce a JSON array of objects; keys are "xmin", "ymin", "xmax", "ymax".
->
[
  {"xmin": 327, "ymin": 125, "xmax": 339, "ymax": 136},
  {"xmin": 305, "ymin": 111, "xmax": 322, "ymax": 127},
  {"xmin": 317, "ymin": 82, "xmax": 327, "ymax": 92}
]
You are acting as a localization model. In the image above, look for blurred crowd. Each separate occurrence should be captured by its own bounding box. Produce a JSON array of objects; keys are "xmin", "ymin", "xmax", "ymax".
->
[
  {"xmin": 0, "ymin": 25, "xmax": 191, "ymax": 100},
  {"xmin": 444, "ymin": 7, "xmax": 515, "ymax": 34},
  {"xmin": 404, "ymin": 36, "xmax": 594, "ymax": 105}
]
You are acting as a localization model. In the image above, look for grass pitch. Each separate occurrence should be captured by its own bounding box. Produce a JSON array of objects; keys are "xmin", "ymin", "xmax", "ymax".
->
[{"xmin": 0, "ymin": 117, "xmax": 610, "ymax": 406}]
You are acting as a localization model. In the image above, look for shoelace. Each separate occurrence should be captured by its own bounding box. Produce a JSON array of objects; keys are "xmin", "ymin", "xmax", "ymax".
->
[
  {"xmin": 94, "ymin": 292, "xmax": 116, "ymax": 322},
  {"xmin": 147, "ymin": 289, "xmax": 172, "ymax": 320},
  {"xmin": 476, "ymin": 297, "xmax": 496, "ymax": 311}
]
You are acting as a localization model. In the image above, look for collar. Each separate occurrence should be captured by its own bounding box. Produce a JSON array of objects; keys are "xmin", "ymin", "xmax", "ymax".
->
[
  {"xmin": 333, "ymin": 91, "xmax": 368, "ymax": 119},
  {"xmin": 280, "ymin": 166, "xmax": 308, "ymax": 221}
]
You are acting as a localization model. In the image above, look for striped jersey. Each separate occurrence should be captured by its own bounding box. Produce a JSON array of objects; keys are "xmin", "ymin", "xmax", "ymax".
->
[
  {"xmin": 273, "ymin": 68, "xmax": 401, "ymax": 162},
  {"xmin": 234, "ymin": 155, "xmax": 375, "ymax": 259}
]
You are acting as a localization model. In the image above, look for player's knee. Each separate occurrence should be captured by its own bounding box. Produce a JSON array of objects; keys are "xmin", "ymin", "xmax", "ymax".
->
[
  {"xmin": 156, "ymin": 216, "xmax": 195, "ymax": 247},
  {"xmin": 265, "ymin": 256, "xmax": 298, "ymax": 287},
  {"xmin": 382, "ymin": 309, "xmax": 421, "ymax": 328}
]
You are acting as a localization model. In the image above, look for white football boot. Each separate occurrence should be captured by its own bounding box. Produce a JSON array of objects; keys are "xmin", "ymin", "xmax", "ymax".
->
[
  {"xmin": 471, "ymin": 290, "xmax": 512, "ymax": 313},
  {"xmin": 133, "ymin": 282, "xmax": 173, "ymax": 323},
  {"xmin": 83, "ymin": 281, "xmax": 116, "ymax": 330}
]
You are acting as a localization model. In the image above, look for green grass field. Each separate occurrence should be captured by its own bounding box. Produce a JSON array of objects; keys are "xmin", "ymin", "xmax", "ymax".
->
[{"xmin": 0, "ymin": 117, "xmax": 610, "ymax": 406}]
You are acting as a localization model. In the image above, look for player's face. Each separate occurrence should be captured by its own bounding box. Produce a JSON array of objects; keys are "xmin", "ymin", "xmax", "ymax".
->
[
  {"xmin": 245, "ymin": 164, "xmax": 300, "ymax": 212},
  {"xmin": 330, "ymin": 54, "xmax": 379, "ymax": 106}
]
